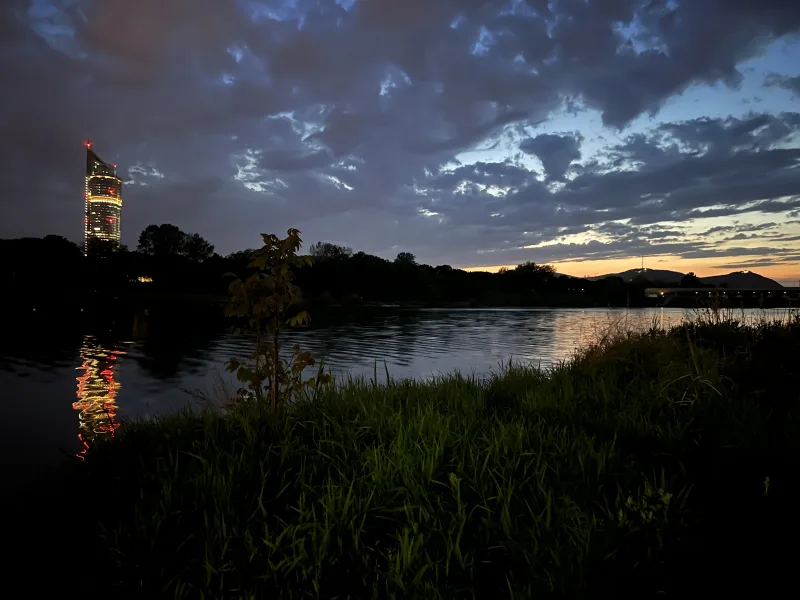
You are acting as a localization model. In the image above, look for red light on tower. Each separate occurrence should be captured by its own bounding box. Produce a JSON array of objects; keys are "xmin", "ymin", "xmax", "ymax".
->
[{"xmin": 84, "ymin": 139, "xmax": 93, "ymax": 149}]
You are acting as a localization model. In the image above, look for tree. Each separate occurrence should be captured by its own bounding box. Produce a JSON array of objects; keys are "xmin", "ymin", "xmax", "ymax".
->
[
  {"xmin": 137, "ymin": 224, "xmax": 186, "ymax": 258},
  {"xmin": 86, "ymin": 237, "xmax": 122, "ymax": 259},
  {"xmin": 137, "ymin": 224, "xmax": 214, "ymax": 263},
  {"xmin": 183, "ymin": 233, "xmax": 215, "ymax": 263},
  {"xmin": 43, "ymin": 235, "xmax": 83, "ymax": 256},
  {"xmin": 226, "ymin": 249, "xmax": 257, "ymax": 263},
  {"xmin": 225, "ymin": 229, "xmax": 329, "ymax": 407},
  {"xmin": 680, "ymin": 272, "xmax": 706, "ymax": 288},
  {"xmin": 309, "ymin": 242, "xmax": 353, "ymax": 260},
  {"xmin": 225, "ymin": 249, "xmax": 257, "ymax": 274},
  {"xmin": 395, "ymin": 252, "xmax": 416, "ymax": 266},
  {"xmin": 2, "ymin": 235, "xmax": 85, "ymax": 297},
  {"xmin": 514, "ymin": 262, "xmax": 557, "ymax": 278}
]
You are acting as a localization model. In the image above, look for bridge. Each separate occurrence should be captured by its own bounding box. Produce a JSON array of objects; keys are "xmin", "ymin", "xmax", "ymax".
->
[{"xmin": 645, "ymin": 287, "xmax": 800, "ymax": 307}]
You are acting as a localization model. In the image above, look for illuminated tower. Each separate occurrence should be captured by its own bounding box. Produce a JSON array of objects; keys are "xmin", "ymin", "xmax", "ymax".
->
[{"xmin": 84, "ymin": 139, "xmax": 123, "ymax": 252}]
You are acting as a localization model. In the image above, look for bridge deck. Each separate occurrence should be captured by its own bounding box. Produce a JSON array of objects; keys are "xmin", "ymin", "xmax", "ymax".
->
[{"xmin": 645, "ymin": 287, "xmax": 800, "ymax": 298}]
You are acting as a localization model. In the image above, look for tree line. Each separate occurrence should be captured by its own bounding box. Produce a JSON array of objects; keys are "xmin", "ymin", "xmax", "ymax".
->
[{"xmin": 0, "ymin": 225, "xmax": 684, "ymax": 309}]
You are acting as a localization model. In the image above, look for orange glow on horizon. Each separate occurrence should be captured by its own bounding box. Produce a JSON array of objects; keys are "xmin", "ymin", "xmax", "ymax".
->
[{"xmin": 462, "ymin": 255, "xmax": 800, "ymax": 285}]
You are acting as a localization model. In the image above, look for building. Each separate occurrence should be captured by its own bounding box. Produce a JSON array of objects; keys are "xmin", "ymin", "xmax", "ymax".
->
[{"xmin": 84, "ymin": 140, "xmax": 123, "ymax": 252}]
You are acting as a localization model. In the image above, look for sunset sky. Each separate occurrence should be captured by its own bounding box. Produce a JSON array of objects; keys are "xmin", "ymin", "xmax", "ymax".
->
[{"xmin": 2, "ymin": 0, "xmax": 799, "ymax": 285}]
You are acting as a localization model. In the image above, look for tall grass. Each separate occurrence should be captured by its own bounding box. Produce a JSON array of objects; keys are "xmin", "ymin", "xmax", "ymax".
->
[{"xmin": 20, "ymin": 313, "xmax": 800, "ymax": 598}]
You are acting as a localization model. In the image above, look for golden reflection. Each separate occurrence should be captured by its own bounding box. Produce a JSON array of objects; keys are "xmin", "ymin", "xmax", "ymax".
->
[
  {"xmin": 548, "ymin": 309, "xmax": 686, "ymax": 361},
  {"xmin": 74, "ymin": 336, "xmax": 125, "ymax": 459}
]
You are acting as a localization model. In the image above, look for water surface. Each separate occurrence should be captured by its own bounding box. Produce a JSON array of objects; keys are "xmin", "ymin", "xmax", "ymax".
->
[{"xmin": 0, "ymin": 307, "xmax": 787, "ymax": 483}]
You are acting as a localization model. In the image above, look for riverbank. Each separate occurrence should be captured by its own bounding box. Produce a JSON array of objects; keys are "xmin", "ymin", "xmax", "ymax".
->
[
  {"xmin": 7, "ymin": 289, "xmax": 792, "ymax": 325},
  {"xmin": 10, "ymin": 313, "xmax": 800, "ymax": 597}
]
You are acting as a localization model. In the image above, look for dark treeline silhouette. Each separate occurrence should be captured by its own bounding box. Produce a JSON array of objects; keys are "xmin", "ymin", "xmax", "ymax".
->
[
  {"xmin": 1, "ymin": 227, "xmax": 225, "ymax": 296},
  {"xmin": 679, "ymin": 272, "xmax": 714, "ymax": 288},
  {"xmin": 0, "ymin": 228, "xmax": 678, "ymax": 313},
  {"xmin": 232, "ymin": 241, "xmax": 678, "ymax": 308}
]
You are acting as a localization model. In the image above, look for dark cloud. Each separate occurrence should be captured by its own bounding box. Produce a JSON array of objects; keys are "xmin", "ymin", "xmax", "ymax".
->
[
  {"xmin": 657, "ymin": 113, "xmax": 800, "ymax": 156},
  {"xmin": 701, "ymin": 222, "xmax": 778, "ymax": 236},
  {"xmin": 765, "ymin": 73, "xmax": 800, "ymax": 96},
  {"xmin": 658, "ymin": 197, "xmax": 800, "ymax": 224},
  {"xmin": 711, "ymin": 260, "xmax": 794, "ymax": 270},
  {"xmin": 537, "ymin": 112, "xmax": 800, "ymax": 218},
  {"xmin": 519, "ymin": 133, "xmax": 582, "ymax": 180},
  {"xmin": 548, "ymin": 0, "xmax": 800, "ymax": 128},
  {"xmin": 426, "ymin": 161, "xmax": 533, "ymax": 192},
  {"xmin": 678, "ymin": 246, "xmax": 800, "ymax": 260},
  {"xmin": 1, "ymin": 0, "xmax": 800, "ymax": 270},
  {"xmin": 421, "ymin": 110, "xmax": 800, "ymax": 265}
]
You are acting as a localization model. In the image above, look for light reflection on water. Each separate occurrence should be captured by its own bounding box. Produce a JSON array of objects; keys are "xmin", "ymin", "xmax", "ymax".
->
[
  {"xmin": 264, "ymin": 308, "xmax": 690, "ymax": 379},
  {"xmin": 73, "ymin": 336, "xmax": 125, "ymax": 458}
]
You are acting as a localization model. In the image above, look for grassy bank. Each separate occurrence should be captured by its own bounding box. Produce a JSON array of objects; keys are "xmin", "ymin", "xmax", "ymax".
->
[{"xmin": 13, "ymin": 314, "xmax": 800, "ymax": 598}]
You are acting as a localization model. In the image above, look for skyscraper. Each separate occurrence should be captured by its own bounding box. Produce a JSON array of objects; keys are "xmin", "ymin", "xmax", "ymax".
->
[{"xmin": 84, "ymin": 140, "xmax": 123, "ymax": 252}]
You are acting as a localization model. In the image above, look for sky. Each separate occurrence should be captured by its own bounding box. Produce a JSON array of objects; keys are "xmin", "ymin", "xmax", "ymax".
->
[{"xmin": 1, "ymin": 0, "xmax": 799, "ymax": 285}]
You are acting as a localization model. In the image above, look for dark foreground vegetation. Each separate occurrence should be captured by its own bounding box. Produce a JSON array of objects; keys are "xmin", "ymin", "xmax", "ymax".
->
[
  {"xmin": 11, "ymin": 311, "xmax": 800, "ymax": 598},
  {"xmin": 2, "ymin": 227, "xmax": 758, "ymax": 312}
]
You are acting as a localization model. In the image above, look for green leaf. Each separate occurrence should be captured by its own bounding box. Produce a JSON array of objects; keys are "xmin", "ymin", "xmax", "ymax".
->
[{"xmin": 236, "ymin": 366, "xmax": 254, "ymax": 383}]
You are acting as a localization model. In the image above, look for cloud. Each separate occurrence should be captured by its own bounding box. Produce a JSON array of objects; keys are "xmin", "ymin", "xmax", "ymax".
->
[
  {"xmin": 126, "ymin": 163, "xmax": 166, "ymax": 186},
  {"xmin": 765, "ymin": 72, "xmax": 800, "ymax": 96},
  {"xmin": 656, "ymin": 112, "xmax": 800, "ymax": 155},
  {"xmin": 546, "ymin": 112, "xmax": 800, "ymax": 218},
  {"xmin": 711, "ymin": 259, "xmax": 796, "ymax": 270},
  {"xmin": 700, "ymin": 222, "xmax": 778, "ymax": 236},
  {"xmin": 547, "ymin": 0, "xmax": 800, "ymax": 128},
  {"xmin": 1, "ymin": 0, "xmax": 799, "ymax": 274},
  {"xmin": 519, "ymin": 133, "xmax": 582, "ymax": 180}
]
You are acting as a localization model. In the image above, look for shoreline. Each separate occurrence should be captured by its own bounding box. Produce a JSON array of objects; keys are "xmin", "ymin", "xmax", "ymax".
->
[{"xmin": 4, "ymin": 288, "xmax": 796, "ymax": 322}]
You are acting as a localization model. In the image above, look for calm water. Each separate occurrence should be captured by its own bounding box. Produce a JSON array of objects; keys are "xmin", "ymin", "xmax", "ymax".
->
[{"xmin": 0, "ymin": 307, "xmax": 788, "ymax": 483}]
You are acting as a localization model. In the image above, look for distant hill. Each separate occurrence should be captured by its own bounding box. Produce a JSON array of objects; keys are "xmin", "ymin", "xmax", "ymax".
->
[
  {"xmin": 587, "ymin": 268, "xmax": 684, "ymax": 284},
  {"xmin": 586, "ymin": 268, "xmax": 783, "ymax": 289},
  {"xmin": 700, "ymin": 271, "xmax": 783, "ymax": 290}
]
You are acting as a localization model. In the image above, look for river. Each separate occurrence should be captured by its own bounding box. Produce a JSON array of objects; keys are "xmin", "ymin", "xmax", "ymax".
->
[{"xmin": 0, "ymin": 307, "xmax": 789, "ymax": 486}]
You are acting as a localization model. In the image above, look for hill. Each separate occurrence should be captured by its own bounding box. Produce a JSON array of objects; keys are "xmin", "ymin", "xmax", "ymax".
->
[
  {"xmin": 587, "ymin": 268, "xmax": 684, "ymax": 283},
  {"xmin": 587, "ymin": 268, "xmax": 783, "ymax": 289},
  {"xmin": 701, "ymin": 271, "xmax": 783, "ymax": 289}
]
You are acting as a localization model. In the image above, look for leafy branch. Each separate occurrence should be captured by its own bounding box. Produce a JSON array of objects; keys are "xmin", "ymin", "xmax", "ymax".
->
[{"xmin": 224, "ymin": 229, "xmax": 330, "ymax": 407}]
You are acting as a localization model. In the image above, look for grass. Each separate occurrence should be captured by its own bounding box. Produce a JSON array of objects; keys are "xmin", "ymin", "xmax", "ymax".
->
[{"xmin": 11, "ymin": 312, "xmax": 800, "ymax": 598}]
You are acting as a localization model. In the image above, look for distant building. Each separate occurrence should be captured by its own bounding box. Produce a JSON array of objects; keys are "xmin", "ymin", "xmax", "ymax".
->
[{"xmin": 84, "ymin": 140, "xmax": 122, "ymax": 252}]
